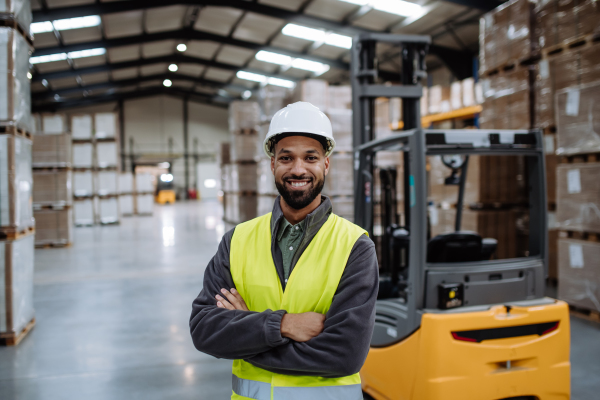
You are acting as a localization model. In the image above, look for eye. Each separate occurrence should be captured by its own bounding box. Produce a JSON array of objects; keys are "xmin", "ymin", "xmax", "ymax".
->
[{"xmin": 307, "ymin": 156, "xmax": 318, "ymax": 161}]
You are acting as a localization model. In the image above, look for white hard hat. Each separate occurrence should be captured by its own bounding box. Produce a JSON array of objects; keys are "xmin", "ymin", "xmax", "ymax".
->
[{"xmin": 263, "ymin": 101, "xmax": 336, "ymax": 158}]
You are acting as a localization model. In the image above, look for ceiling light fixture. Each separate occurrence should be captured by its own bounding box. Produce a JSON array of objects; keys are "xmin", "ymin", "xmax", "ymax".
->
[
  {"xmin": 254, "ymin": 51, "xmax": 330, "ymax": 76},
  {"xmin": 281, "ymin": 24, "xmax": 352, "ymax": 49},
  {"xmin": 163, "ymin": 79, "xmax": 172, "ymax": 87},
  {"xmin": 291, "ymin": 58, "xmax": 330, "ymax": 75},
  {"xmin": 29, "ymin": 53, "xmax": 68, "ymax": 64},
  {"xmin": 30, "ymin": 21, "xmax": 53, "ymax": 34},
  {"xmin": 168, "ymin": 64, "xmax": 178, "ymax": 72},
  {"xmin": 27, "ymin": 72, "xmax": 32, "ymax": 79},
  {"xmin": 30, "ymin": 48, "xmax": 106, "ymax": 64},
  {"xmin": 236, "ymin": 71, "xmax": 295, "ymax": 88},
  {"xmin": 242, "ymin": 90, "xmax": 252, "ymax": 99},
  {"xmin": 325, "ymin": 33, "xmax": 353, "ymax": 49},
  {"xmin": 177, "ymin": 43, "xmax": 187, "ymax": 52},
  {"xmin": 67, "ymin": 48, "xmax": 106, "ymax": 59},
  {"xmin": 255, "ymin": 51, "xmax": 292, "ymax": 66},
  {"xmin": 53, "ymin": 15, "xmax": 101, "ymax": 31},
  {"xmin": 338, "ymin": 0, "xmax": 422, "ymax": 17}
]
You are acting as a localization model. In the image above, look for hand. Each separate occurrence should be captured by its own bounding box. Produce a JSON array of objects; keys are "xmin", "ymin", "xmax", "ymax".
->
[
  {"xmin": 280, "ymin": 312, "xmax": 325, "ymax": 342},
  {"xmin": 215, "ymin": 288, "xmax": 249, "ymax": 311}
]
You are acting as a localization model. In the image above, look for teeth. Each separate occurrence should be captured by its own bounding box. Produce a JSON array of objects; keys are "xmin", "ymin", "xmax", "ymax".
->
[{"xmin": 291, "ymin": 181, "xmax": 308, "ymax": 187}]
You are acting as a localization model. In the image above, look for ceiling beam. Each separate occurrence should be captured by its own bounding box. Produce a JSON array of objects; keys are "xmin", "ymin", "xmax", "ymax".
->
[
  {"xmin": 31, "ymin": 53, "xmax": 300, "ymax": 84},
  {"xmin": 441, "ymin": 0, "xmax": 504, "ymax": 11},
  {"xmin": 32, "ymin": 86, "xmax": 228, "ymax": 113},
  {"xmin": 33, "ymin": 73, "xmax": 249, "ymax": 100}
]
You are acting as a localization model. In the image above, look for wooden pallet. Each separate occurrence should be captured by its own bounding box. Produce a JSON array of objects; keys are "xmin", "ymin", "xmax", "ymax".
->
[
  {"xmin": 0, "ymin": 318, "xmax": 36, "ymax": 346},
  {"xmin": 232, "ymin": 128, "xmax": 259, "ymax": 136},
  {"xmin": 35, "ymin": 241, "xmax": 72, "ymax": 249},
  {"xmin": 558, "ymin": 153, "xmax": 600, "ymax": 164},
  {"xmin": 33, "ymin": 203, "xmax": 71, "ymax": 211},
  {"xmin": 560, "ymin": 230, "xmax": 600, "ymax": 242},
  {"xmin": 0, "ymin": 125, "xmax": 32, "ymax": 140},
  {"xmin": 569, "ymin": 305, "xmax": 600, "ymax": 323},
  {"xmin": 541, "ymin": 33, "xmax": 600, "ymax": 58},
  {"xmin": 481, "ymin": 56, "xmax": 538, "ymax": 78},
  {"xmin": 0, "ymin": 225, "xmax": 35, "ymax": 240},
  {"xmin": 0, "ymin": 15, "xmax": 34, "ymax": 46}
]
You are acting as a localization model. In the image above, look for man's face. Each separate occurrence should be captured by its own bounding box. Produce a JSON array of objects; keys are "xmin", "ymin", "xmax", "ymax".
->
[{"xmin": 271, "ymin": 136, "xmax": 329, "ymax": 210}]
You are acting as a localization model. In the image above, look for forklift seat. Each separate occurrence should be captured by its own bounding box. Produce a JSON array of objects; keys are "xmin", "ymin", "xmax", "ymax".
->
[{"xmin": 427, "ymin": 231, "xmax": 497, "ymax": 263}]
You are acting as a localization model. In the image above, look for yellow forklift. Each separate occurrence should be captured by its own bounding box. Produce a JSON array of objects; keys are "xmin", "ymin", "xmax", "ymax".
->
[
  {"xmin": 351, "ymin": 34, "xmax": 570, "ymax": 400},
  {"xmin": 155, "ymin": 173, "xmax": 176, "ymax": 204}
]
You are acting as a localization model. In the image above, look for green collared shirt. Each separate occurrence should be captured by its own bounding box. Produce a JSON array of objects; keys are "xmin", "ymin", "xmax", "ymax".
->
[{"xmin": 277, "ymin": 217, "xmax": 305, "ymax": 282}]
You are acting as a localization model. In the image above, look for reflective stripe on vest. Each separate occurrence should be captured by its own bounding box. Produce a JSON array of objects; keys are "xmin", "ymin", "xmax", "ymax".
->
[
  {"xmin": 230, "ymin": 212, "xmax": 367, "ymax": 400},
  {"xmin": 233, "ymin": 375, "xmax": 363, "ymax": 400}
]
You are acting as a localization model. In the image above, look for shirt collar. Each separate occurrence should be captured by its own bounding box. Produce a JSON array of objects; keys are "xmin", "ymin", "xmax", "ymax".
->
[{"xmin": 271, "ymin": 195, "xmax": 332, "ymax": 238}]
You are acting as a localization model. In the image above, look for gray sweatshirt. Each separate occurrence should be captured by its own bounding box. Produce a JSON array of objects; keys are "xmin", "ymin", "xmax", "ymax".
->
[{"xmin": 189, "ymin": 196, "xmax": 378, "ymax": 378}]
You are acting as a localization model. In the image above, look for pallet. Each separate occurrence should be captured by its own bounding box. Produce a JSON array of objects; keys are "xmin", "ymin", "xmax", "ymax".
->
[
  {"xmin": 467, "ymin": 202, "xmax": 529, "ymax": 211},
  {"xmin": 0, "ymin": 225, "xmax": 35, "ymax": 240},
  {"xmin": 0, "ymin": 15, "xmax": 34, "ymax": 46},
  {"xmin": 541, "ymin": 33, "xmax": 600, "ymax": 58},
  {"xmin": 569, "ymin": 305, "xmax": 600, "ymax": 324},
  {"xmin": 32, "ymin": 163, "xmax": 72, "ymax": 170},
  {"xmin": 232, "ymin": 128, "xmax": 259, "ymax": 136},
  {"xmin": 0, "ymin": 125, "xmax": 32, "ymax": 140},
  {"xmin": 480, "ymin": 57, "xmax": 537, "ymax": 78},
  {"xmin": 0, "ymin": 318, "xmax": 36, "ymax": 346},
  {"xmin": 558, "ymin": 153, "xmax": 600, "ymax": 164},
  {"xmin": 33, "ymin": 203, "xmax": 71, "ymax": 211},
  {"xmin": 560, "ymin": 230, "xmax": 600, "ymax": 242},
  {"xmin": 95, "ymin": 137, "xmax": 117, "ymax": 142},
  {"xmin": 542, "ymin": 126, "xmax": 556, "ymax": 136},
  {"xmin": 35, "ymin": 241, "xmax": 72, "ymax": 249}
]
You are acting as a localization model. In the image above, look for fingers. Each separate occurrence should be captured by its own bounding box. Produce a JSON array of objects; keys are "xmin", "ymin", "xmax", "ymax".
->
[
  {"xmin": 215, "ymin": 294, "xmax": 235, "ymax": 310},
  {"xmin": 219, "ymin": 288, "xmax": 249, "ymax": 311}
]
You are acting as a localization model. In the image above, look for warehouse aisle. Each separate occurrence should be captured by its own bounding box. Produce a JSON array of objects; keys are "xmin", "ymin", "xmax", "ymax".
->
[{"xmin": 0, "ymin": 201, "xmax": 231, "ymax": 400}]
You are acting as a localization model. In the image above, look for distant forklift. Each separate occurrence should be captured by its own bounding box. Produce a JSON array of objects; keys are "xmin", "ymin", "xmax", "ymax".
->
[
  {"xmin": 155, "ymin": 173, "xmax": 176, "ymax": 204},
  {"xmin": 352, "ymin": 33, "xmax": 570, "ymax": 400}
]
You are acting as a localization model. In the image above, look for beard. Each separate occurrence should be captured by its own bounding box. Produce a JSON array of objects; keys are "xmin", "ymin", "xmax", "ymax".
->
[{"xmin": 275, "ymin": 174, "xmax": 325, "ymax": 210}]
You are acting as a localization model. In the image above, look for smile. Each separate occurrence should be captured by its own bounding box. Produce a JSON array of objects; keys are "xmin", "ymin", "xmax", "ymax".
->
[{"xmin": 287, "ymin": 180, "xmax": 310, "ymax": 188}]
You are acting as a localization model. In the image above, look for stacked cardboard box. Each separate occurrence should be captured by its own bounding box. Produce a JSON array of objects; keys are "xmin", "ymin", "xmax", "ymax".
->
[
  {"xmin": 291, "ymin": 79, "xmax": 328, "ymax": 112},
  {"xmin": 134, "ymin": 172, "xmax": 153, "ymax": 216},
  {"xmin": 558, "ymin": 238, "xmax": 600, "ymax": 313},
  {"xmin": 0, "ymin": 5, "xmax": 35, "ymax": 345},
  {"xmin": 119, "ymin": 173, "xmax": 134, "ymax": 216}
]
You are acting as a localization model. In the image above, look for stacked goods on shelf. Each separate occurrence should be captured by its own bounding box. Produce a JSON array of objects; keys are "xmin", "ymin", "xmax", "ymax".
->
[
  {"xmin": 70, "ymin": 114, "xmax": 94, "ymax": 226},
  {"xmin": 420, "ymin": 78, "xmax": 483, "ymax": 120},
  {"xmin": 31, "ymin": 132, "xmax": 73, "ymax": 247},
  {"xmin": 557, "ymin": 238, "xmax": 600, "ymax": 314},
  {"xmin": 224, "ymin": 101, "xmax": 261, "ymax": 225},
  {"xmin": 290, "ymin": 79, "xmax": 328, "ymax": 112},
  {"xmin": 134, "ymin": 172, "xmax": 153, "ymax": 216},
  {"xmin": 119, "ymin": 173, "xmax": 134, "ymax": 216},
  {"xmin": 0, "ymin": 7, "xmax": 35, "ymax": 345}
]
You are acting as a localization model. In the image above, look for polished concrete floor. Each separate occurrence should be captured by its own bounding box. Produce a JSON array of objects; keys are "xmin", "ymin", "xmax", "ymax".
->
[{"xmin": 0, "ymin": 201, "xmax": 598, "ymax": 399}]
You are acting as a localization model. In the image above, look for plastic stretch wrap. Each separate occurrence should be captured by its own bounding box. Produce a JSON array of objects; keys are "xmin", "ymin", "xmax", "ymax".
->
[
  {"xmin": 94, "ymin": 113, "xmax": 117, "ymax": 138},
  {"xmin": 257, "ymin": 159, "xmax": 276, "ymax": 195},
  {"xmin": 95, "ymin": 142, "xmax": 118, "ymax": 168},
  {"xmin": 428, "ymin": 85, "xmax": 451, "ymax": 114},
  {"xmin": 95, "ymin": 170, "xmax": 118, "ymax": 196},
  {"xmin": 73, "ymin": 199, "xmax": 94, "ymax": 225},
  {"xmin": 118, "ymin": 173, "xmax": 133, "ymax": 194},
  {"xmin": 325, "ymin": 153, "xmax": 353, "ymax": 197},
  {"xmin": 461, "ymin": 78, "xmax": 477, "ymax": 107},
  {"xmin": 41, "ymin": 114, "xmax": 66, "ymax": 134},
  {"xmin": 291, "ymin": 79, "xmax": 328, "ymax": 112},
  {"xmin": 0, "ymin": 135, "xmax": 33, "ymax": 231},
  {"xmin": 480, "ymin": 67, "xmax": 532, "ymax": 129},
  {"xmin": 224, "ymin": 193, "xmax": 257, "ymax": 224},
  {"xmin": 327, "ymin": 86, "xmax": 351, "ymax": 111},
  {"xmin": 0, "ymin": 0, "xmax": 32, "ymax": 36},
  {"xmin": 259, "ymin": 86, "xmax": 290, "ymax": 121},
  {"xmin": 228, "ymin": 163, "xmax": 258, "ymax": 193},
  {"xmin": 331, "ymin": 197, "xmax": 353, "ymax": 222},
  {"xmin": 479, "ymin": 0, "xmax": 536, "ymax": 75},
  {"xmin": 72, "ymin": 142, "xmax": 93, "ymax": 168},
  {"xmin": 230, "ymin": 132, "xmax": 263, "ymax": 162},
  {"xmin": 536, "ymin": 0, "xmax": 600, "ymax": 50},
  {"xmin": 71, "ymin": 115, "xmax": 92, "ymax": 139},
  {"xmin": 73, "ymin": 170, "xmax": 93, "ymax": 197},
  {"xmin": 555, "ymin": 81, "xmax": 600, "ymax": 155},
  {"xmin": 97, "ymin": 197, "xmax": 119, "ymax": 224},
  {"xmin": 326, "ymin": 109, "xmax": 352, "ymax": 152},
  {"xmin": 257, "ymin": 194, "xmax": 277, "ymax": 216},
  {"xmin": 217, "ymin": 142, "xmax": 230, "ymax": 166},
  {"xmin": 135, "ymin": 173, "xmax": 153, "ymax": 193},
  {"xmin": 33, "ymin": 208, "xmax": 72, "ymax": 245},
  {"xmin": 32, "ymin": 133, "xmax": 71, "ymax": 167},
  {"xmin": 0, "ymin": 233, "xmax": 34, "ymax": 334},
  {"xmin": 556, "ymin": 163, "xmax": 600, "ymax": 233},
  {"xmin": 135, "ymin": 194, "xmax": 153, "ymax": 215},
  {"xmin": 0, "ymin": 27, "xmax": 32, "ymax": 133},
  {"xmin": 32, "ymin": 169, "xmax": 71, "ymax": 206},
  {"xmin": 450, "ymin": 82, "xmax": 462, "ymax": 110},
  {"xmin": 430, "ymin": 207, "xmax": 525, "ymax": 259},
  {"xmin": 119, "ymin": 194, "xmax": 134, "ymax": 215},
  {"xmin": 558, "ymin": 238, "xmax": 600, "ymax": 312},
  {"xmin": 229, "ymin": 101, "xmax": 260, "ymax": 132},
  {"xmin": 535, "ymin": 44, "xmax": 600, "ymax": 129}
]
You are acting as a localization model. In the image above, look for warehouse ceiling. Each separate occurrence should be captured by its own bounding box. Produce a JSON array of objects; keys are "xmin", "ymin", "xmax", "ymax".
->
[{"xmin": 30, "ymin": 0, "xmax": 504, "ymax": 111}]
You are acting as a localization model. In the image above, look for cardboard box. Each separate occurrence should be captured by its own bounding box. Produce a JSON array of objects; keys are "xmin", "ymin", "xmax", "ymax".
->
[
  {"xmin": 480, "ymin": 67, "xmax": 532, "ymax": 129},
  {"xmin": 95, "ymin": 141, "xmax": 118, "ymax": 168},
  {"xmin": 327, "ymin": 109, "xmax": 352, "ymax": 152},
  {"xmin": 325, "ymin": 153, "xmax": 353, "ymax": 197},
  {"xmin": 229, "ymin": 101, "xmax": 260, "ymax": 131},
  {"xmin": 119, "ymin": 194, "xmax": 134, "ymax": 215},
  {"xmin": 428, "ymin": 85, "xmax": 451, "ymax": 114},
  {"xmin": 257, "ymin": 194, "xmax": 277, "ymax": 216},
  {"xmin": 95, "ymin": 170, "xmax": 118, "ymax": 196},
  {"xmin": 291, "ymin": 79, "xmax": 328, "ymax": 112},
  {"xmin": 0, "ymin": 27, "xmax": 32, "ymax": 133},
  {"xmin": 41, "ymin": 114, "xmax": 66, "ymax": 134},
  {"xmin": 31, "ymin": 133, "xmax": 72, "ymax": 167},
  {"xmin": 558, "ymin": 238, "xmax": 600, "ymax": 311},
  {"xmin": 555, "ymin": 81, "xmax": 600, "ymax": 155},
  {"xmin": 228, "ymin": 163, "xmax": 259, "ymax": 193},
  {"xmin": 451, "ymin": 81, "xmax": 463, "ymax": 110},
  {"xmin": 257, "ymin": 159, "xmax": 277, "ymax": 195},
  {"xmin": 0, "ymin": 134, "xmax": 33, "ymax": 231},
  {"xmin": 33, "ymin": 208, "xmax": 72, "ymax": 246},
  {"xmin": 97, "ymin": 196, "xmax": 119, "ymax": 224},
  {"xmin": 543, "ymin": 134, "xmax": 557, "ymax": 204},
  {"xmin": 230, "ymin": 132, "xmax": 263, "ymax": 163},
  {"xmin": 135, "ymin": 193, "xmax": 153, "ymax": 215},
  {"xmin": 73, "ymin": 198, "xmax": 94, "ymax": 226},
  {"xmin": 72, "ymin": 143, "xmax": 93, "ymax": 168},
  {"xmin": 119, "ymin": 173, "xmax": 133, "ymax": 194},
  {"xmin": 134, "ymin": 172, "xmax": 154, "ymax": 194},
  {"xmin": 327, "ymin": 85, "xmax": 352, "ymax": 111},
  {"xmin": 32, "ymin": 169, "xmax": 72, "ymax": 206},
  {"xmin": 331, "ymin": 197, "xmax": 354, "ymax": 222},
  {"xmin": 73, "ymin": 170, "xmax": 94, "ymax": 197},
  {"xmin": 556, "ymin": 163, "xmax": 600, "ymax": 233},
  {"xmin": 94, "ymin": 112, "xmax": 117, "ymax": 138},
  {"xmin": 0, "ymin": 233, "xmax": 35, "ymax": 335},
  {"xmin": 217, "ymin": 142, "xmax": 231, "ymax": 166},
  {"xmin": 258, "ymin": 86, "xmax": 290, "ymax": 121},
  {"xmin": 536, "ymin": 0, "xmax": 600, "ymax": 50},
  {"xmin": 374, "ymin": 98, "xmax": 392, "ymax": 139},
  {"xmin": 71, "ymin": 115, "xmax": 92, "ymax": 139}
]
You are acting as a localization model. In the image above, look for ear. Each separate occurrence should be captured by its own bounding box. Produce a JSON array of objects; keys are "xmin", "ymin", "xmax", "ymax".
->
[
  {"xmin": 324, "ymin": 156, "xmax": 330, "ymax": 176},
  {"xmin": 271, "ymin": 156, "xmax": 275, "ymax": 174}
]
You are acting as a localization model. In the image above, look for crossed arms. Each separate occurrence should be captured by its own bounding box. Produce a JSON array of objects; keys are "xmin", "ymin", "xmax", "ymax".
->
[{"xmin": 189, "ymin": 229, "xmax": 378, "ymax": 378}]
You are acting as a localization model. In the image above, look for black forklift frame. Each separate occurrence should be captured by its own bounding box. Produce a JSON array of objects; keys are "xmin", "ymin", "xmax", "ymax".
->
[{"xmin": 351, "ymin": 34, "xmax": 549, "ymax": 346}]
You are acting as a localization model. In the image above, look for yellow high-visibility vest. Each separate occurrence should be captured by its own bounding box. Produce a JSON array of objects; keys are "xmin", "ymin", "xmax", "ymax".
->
[{"xmin": 230, "ymin": 212, "xmax": 367, "ymax": 400}]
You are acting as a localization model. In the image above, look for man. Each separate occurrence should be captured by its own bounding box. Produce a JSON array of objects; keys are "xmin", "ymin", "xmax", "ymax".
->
[{"xmin": 190, "ymin": 101, "xmax": 378, "ymax": 400}]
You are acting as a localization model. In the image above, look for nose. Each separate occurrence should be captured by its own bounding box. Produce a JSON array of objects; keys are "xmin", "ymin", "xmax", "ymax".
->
[{"xmin": 289, "ymin": 158, "xmax": 308, "ymax": 177}]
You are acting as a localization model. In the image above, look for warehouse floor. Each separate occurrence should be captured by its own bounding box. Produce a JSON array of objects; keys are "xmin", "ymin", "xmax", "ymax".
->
[{"xmin": 0, "ymin": 201, "xmax": 598, "ymax": 400}]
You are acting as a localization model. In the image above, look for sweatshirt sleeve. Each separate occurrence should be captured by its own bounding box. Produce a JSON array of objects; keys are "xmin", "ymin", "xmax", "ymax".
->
[
  {"xmin": 244, "ymin": 235, "xmax": 378, "ymax": 377},
  {"xmin": 189, "ymin": 228, "xmax": 289, "ymax": 359}
]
